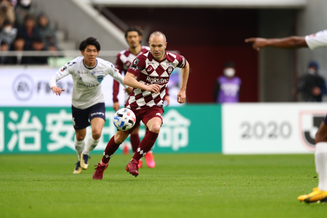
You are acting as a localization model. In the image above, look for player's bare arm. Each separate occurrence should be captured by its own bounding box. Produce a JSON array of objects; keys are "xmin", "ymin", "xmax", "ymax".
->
[
  {"xmin": 177, "ymin": 61, "xmax": 190, "ymax": 104},
  {"xmin": 51, "ymin": 86, "xmax": 65, "ymax": 96},
  {"xmin": 245, "ymin": 36, "xmax": 307, "ymax": 51},
  {"xmin": 124, "ymin": 72, "xmax": 161, "ymax": 93}
]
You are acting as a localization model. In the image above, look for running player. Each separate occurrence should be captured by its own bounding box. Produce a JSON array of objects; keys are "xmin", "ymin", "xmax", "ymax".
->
[
  {"xmin": 245, "ymin": 30, "xmax": 327, "ymax": 203},
  {"xmin": 93, "ymin": 31, "xmax": 190, "ymax": 179},
  {"xmin": 113, "ymin": 27, "xmax": 170, "ymax": 168},
  {"xmin": 49, "ymin": 37, "xmax": 130, "ymax": 174}
]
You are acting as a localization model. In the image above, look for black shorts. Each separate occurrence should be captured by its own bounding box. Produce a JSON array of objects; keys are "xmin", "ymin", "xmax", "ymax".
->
[
  {"xmin": 324, "ymin": 115, "xmax": 327, "ymax": 125},
  {"xmin": 72, "ymin": 102, "xmax": 106, "ymax": 130}
]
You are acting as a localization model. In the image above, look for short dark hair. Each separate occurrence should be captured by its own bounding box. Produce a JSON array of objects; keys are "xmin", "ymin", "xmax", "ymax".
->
[
  {"xmin": 79, "ymin": 37, "xmax": 101, "ymax": 51},
  {"xmin": 224, "ymin": 61, "xmax": 235, "ymax": 69},
  {"xmin": 124, "ymin": 26, "xmax": 142, "ymax": 38}
]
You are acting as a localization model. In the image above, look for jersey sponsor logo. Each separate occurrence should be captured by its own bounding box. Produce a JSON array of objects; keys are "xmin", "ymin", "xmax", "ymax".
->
[
  {"xmin": 146, "ymin": 76, "xmax": 169, "ymax": 85},
  {"xmin": 77, "ymin": 81, "xmax": 100, "ymax": 87},
  {"xmin": 97, "ymin": 75, "xmax": 104, "ymax": 82},
  {"xmin": 91, "ymin": 71, "xmax": 104, "ymax": 75}
]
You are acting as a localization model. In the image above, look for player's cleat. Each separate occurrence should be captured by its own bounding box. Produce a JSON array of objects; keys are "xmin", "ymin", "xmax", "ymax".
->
[
  {"xmin": 138, "ymin": 158, "xmax": 143, "ymax": 168},
  {"xmin": 125, "ymin": 158, "xmax": 139, "ymax": 177},
  {"xmin": 303, "ymin": 189, "xmax": 327, "ymax": 203},
  {"xmin": 93, "ymin": 163, "xmax": 108, "ymax": 180},
  {"xmin": 80, "ymin": 153, "xmax": 89, "ymax": 170},
  {"xmin": 145, "ymin": 152, "xmax": 155, "ymax": 168},
  {"xmin": 298, "ymin": 187, "xmax": 319, "ymax": 201},
  {"xmin": 73, "ymin": 161, "xmax": 82, "ymax": 174}
]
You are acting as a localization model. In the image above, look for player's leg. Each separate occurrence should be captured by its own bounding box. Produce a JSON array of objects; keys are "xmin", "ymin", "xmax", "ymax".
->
[
  {"xmin": 72, "ymin": 105, "xmax": 90, "ymax": 174},
  {"xmin": 80, "ymin": 103, "xmax": 106, "ymax": 169},
  {"xmin": 73, "ymin": 128, "xmax": 86, "ymax": 174},
  {"xmin": 144, "ymin": 127, "xmax": 155, "ymax": 168},
  {"xmin": 129, "ymin": 125, "xmax": 143, "ymax": 167},
  {"xmin": 299, "ymin": 116, "xmax": 327, "ymax": 203},
  {"xmin": 93, "ymin": 130, "xmax": 129, "ymax": 180},
  {"xmin": 126, "ymin": 108, "xmax": 163, "ymax": 177}
]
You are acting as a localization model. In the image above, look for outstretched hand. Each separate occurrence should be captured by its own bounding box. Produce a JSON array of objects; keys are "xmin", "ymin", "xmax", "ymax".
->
[
  {"xmin": 245, "ymin": 37, "xmax": 267, "ymax": 51},
  {"xmin": 52, "ymin": 86, "xmax": 65, "ymax": 96}
]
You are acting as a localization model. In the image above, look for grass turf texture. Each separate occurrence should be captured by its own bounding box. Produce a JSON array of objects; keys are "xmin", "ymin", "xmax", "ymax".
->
[{"xmin": 0, "ymin": 154, "xmax": 326, "ymax": 218}]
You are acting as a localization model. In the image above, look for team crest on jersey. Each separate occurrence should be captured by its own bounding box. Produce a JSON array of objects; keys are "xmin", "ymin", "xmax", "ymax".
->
[
  {"xmin": 167, "ymin": 66, "xmax": 174, "ymax": 74},
  {"xmin": 146, "ymin": 65, "xmax": 154, "ymax": 73},
  {"xmin": 97, "ymin": 75, "xmax": 104, "ymax": 82}
]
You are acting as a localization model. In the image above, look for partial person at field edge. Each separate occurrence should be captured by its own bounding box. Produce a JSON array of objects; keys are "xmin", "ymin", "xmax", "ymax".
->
[{"xmin": 245, "ymin": 29, "xmax": 327, "ymax": 204}]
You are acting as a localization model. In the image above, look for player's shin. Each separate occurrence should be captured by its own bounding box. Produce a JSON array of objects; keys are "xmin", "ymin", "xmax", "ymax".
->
[
  {"xmin": 130, "ymin": 133, "xmax": 140, "ymax": 152},
  {"xmin": 132, "ymin": 131, "xmax": 158, "ymax": 161},
  {"xmin": 315, "ymin": 142, "xmax": 327, "ymax": 191},
  {"xmin": 83, "ymin": 135, "xmax": 99, "ymax": 154},
  {"xmin": 101, "ymin": 136, "xmax": 121, "ymax": 164},
  {"xmin": 74, "ymin": 137, "xmax": 85, "ymax": 161}
]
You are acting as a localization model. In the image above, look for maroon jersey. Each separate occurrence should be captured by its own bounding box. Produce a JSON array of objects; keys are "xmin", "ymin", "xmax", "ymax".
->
[
  {"xmin": 113, "ymin": 46, "xmax": 150, "ymax": 102},
  {"xmin": 126, "ymin": 51, "xmax": 186, "ymax": 110}
]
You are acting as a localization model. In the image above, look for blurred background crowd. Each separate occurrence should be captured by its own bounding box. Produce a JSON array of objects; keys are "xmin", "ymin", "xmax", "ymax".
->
[{"xmin": 0, "ymin": 0, "xmax": 60, "ymax": 65}]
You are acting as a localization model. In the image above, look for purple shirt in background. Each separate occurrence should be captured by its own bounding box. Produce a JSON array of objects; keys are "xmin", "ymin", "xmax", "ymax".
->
[{"xmin": 217, "ymin": 76, "xmax": 241, "ymax": 103}]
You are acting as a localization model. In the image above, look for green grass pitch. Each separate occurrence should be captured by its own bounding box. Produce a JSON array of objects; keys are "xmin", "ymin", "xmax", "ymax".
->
[{"xmin": 0, "ymin": 154, "xmax": 326, "ymax": 218}]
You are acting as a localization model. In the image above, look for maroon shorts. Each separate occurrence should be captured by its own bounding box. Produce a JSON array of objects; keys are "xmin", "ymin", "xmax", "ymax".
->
[{"xmin": 127, "ymin": 106, "xmax": 164, "ymax": 134}]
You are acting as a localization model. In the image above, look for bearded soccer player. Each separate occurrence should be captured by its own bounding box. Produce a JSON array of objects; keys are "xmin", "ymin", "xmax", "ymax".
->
[
  {"xmin": 49, "ymin": 37, "xmax": 130, "ymax": 174},
  {"xmin": 93, "ymin": 31, "xmax": 190, "ymax": 179},
  {"xmin": 113, "ymin": 27, "xmax": 170, "ymax": 169},
  {"xmin": 246, "ymin": 30, "xmax": 327, "ymax": 203}
]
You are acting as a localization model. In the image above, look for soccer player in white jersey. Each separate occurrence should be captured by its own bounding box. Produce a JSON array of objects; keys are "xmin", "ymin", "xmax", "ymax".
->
[
  {"xmin": 49, "ymin": 37, "xmax": 130, "ymax": 174},
  {"xmin": 245, "ymin": 30, "xmax": 327, "ymax": 203},
  {"xmin": 113, "ymin": 27, "xmax": 170, "ymax": 169},
  {"xmin": 93, "ymin": 31, "xmax": 190, "ymax": 179}
]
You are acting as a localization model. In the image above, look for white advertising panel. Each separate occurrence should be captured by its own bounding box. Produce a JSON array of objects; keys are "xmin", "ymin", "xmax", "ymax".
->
[
  {"xmin": 0, "ymin": 67, "xmax": 125, "ymax": 107},
  {"xmin": 222, "ymin": 103, "xmax": 326, "ymax": 154}
]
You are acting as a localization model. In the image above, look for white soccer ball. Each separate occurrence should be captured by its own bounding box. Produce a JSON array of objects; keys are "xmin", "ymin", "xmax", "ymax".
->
[{"xmin": 113, "ymin": 108, "xmax": 136, "ymax": 131}]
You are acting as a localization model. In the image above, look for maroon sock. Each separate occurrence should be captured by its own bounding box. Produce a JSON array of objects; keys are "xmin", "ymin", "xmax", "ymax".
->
[
  {"xmin": 132, "ymin": 131, "xmax": 158, "ymax": 161},
  {"xmin": 101, "ymin": 136, "xmax": 121, "ymax": 164},
  {"xmin": 130, "ymin": 133, "xmax": 140, "ymax": 152}
]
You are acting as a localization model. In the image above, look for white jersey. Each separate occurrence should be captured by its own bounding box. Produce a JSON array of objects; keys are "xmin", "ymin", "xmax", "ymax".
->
[
  {"xmin": 305, "ymin": 30, "xmax": 327, "ymax": 50},
  {"xmin": 49, "ymin": 56, "xmax": 126, "ymax": 109}
]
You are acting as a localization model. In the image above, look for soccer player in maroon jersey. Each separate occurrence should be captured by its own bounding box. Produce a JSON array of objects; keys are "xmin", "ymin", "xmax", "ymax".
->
[
  {"xmin": 113, "ymin": 27, "xmax": 170, "ymax": 169},
  {"xmin": 93, "ymin": 31, "xmax": 190, "ymax": 178}
]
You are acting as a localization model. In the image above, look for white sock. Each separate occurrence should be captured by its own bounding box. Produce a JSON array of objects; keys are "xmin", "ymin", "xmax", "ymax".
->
[
  {"xmin": 74, "ymin": 137, "xmax": 85, "ymax": 161},
  {"xmin": 82, "ymin": 135, "xmax": 99, "ymax": 155},
  {"xmin": 315, "ymin": 142, "xmax": 327, "ymax": 191}
]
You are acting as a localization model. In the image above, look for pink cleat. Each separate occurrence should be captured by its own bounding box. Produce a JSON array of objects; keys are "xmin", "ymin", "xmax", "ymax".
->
[
  {"xmin": 93, "ymin": 163, "xmax": 108, "ymax": 180},
  {"xmin": 145, "ymin": 152, "xmax": 156, "ymax": 168},
  {"xmin": 125, "ymin": 158, "xmax": 139, "ymax": 177},
  {"xmin": 138, "ymin": 159, "xmax": 143, "ymax": 169}
]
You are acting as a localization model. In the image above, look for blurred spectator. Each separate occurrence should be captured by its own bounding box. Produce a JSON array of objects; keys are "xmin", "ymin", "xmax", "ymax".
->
[
  {"xmin": 17, "ymin": 13, "xmax": 39, "ymax": 47},
  {"xmin": 37, "ymin": 13, "xmax": 60, "ymax": 51},
  {"xmin": 0, "ymin": 40, "xmax": 9, "ymax": 64},
  {"xmin": 7, "ymin": 34, "xmax": 28, "ymax": 64},
  {"xmin": 0, "ymin": 19, "xmax": 17, "ymax": 46},
  {"xmin": 0, "ymin": 0, "xmax": 15, "ymax": 26},
  {"xmin": 14, "ymin": 0, "xmax": 37, "ymax": 27},
  {"xmin": 24, "ymin": 35, "xmax": 48, "ymax": 64},
  {"xmin": 293, "ymin": 60, "xmax": 327, "ymax": 102},
  {"xmin": 213, "ymin": 61, "xmax": 242, "ymax": 103}
]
